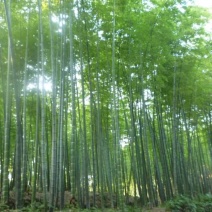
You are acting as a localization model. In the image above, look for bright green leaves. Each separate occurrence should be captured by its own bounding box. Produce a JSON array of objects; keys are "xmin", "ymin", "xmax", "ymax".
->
[{"xmin": 1, "ymin": 0, "xmax": 212, "ymax": 209}]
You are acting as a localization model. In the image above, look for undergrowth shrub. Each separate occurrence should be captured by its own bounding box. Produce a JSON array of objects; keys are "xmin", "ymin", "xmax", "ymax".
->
[{"xmin": 166, "ymin": 193, "xmax": 212, "ymax": 212}]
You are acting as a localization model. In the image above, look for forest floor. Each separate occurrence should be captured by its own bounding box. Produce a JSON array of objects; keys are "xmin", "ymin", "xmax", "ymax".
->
[
  {"xmin": 3, "ymin": 191, "xmax": 167, "ymax": 211},
  {"xmin": 4, "ymin": 191, "xmax": 212, "ymax": 211},
  {"xmin": 7, "ymin": 208, "xmax": 167, "ymax": 212},
  {"xmin": 53, "ymin": 207, "xmax": 167, "ymax": 212}
]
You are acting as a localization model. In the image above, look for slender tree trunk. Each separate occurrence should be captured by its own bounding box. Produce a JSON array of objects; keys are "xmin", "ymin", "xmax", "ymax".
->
[
  {"xmin": 48, "ymin": 0, "xmax": 58, "ymax": 210},
  {"xmin": 3, "ymin": 0, "xmax": 23, "ymax": 208},
  {"xmin": 58, "ymin": 44, "xmax": 65, "ymax": 210},
  {"xmin": 2, "ymin": 37, "xmax": 12, "ymax": 205},
  {"xmin": 172, "ymin": 64, "xmax": 178, "ymax": 195},
  {"xmin": 38, "ymin": 0, "xmax": 48, "ymax": 208},
  {"xmin": 111, "ymin": 0, "xmax": 123, "ymax": 207},
  {"xmin": 69, "ymin": 1, "xmax": 77, "ymax": 198},
  {"xmin": 22, "ymin": 18, "xmax": 29, "ymax": 195}
]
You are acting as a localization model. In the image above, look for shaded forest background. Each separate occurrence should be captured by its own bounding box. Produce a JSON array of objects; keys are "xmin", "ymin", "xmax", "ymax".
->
[{"xmin": 0, "ymin": 0, "xmax": 212, "ymax": 210}]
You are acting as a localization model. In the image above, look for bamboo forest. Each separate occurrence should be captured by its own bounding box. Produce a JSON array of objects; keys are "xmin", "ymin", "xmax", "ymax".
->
[{"xmin": 0, "ymin": 0, "xmax": 212, "ymax": 211}]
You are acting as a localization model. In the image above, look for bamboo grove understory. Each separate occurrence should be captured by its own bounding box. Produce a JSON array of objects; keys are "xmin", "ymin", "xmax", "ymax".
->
[{"xmin": 0, "ymin": 0, "xmax": 212, "ymax": 210}]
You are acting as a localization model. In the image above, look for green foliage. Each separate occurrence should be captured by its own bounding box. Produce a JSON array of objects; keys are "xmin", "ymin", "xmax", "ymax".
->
[
  {"xmin": 59, "ymin": 207, "xmax": 142, "ymax": 212},
  {"xmin": 195, "ymin": 193, "xmax": 212, "ymax": 212},
  {"xmin": 22, "ymin": 202, "xmax": 48, "ymax": 212},
  {"xmin": 166, "ymin": 195, "xmax": 196, "ymax": 211},
  {"xmin": 1, "ymin": 0, "xmax": 212, "ymax": 210},
  {"xmin": 0, "ymin": 203, "xmax": 9, "ymax": 211},
  {"xmin": 166, "ymin": 194, "xmax": 212, "ymax": 212}
]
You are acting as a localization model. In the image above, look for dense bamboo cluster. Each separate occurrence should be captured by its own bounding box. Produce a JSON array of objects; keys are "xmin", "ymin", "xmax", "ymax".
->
[{"xmin": 0, "ymin": 0, "xmax": 212, "ymax": 210}]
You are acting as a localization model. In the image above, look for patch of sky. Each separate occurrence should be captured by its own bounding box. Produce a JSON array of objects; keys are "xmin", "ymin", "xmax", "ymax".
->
[
  {"xmin": 120, "ymin": 136, "xmax": 130, "ymax": 148},
  {"xmin": 27, "ymin": 75, "xmax": 52, "ymax": 92}
]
